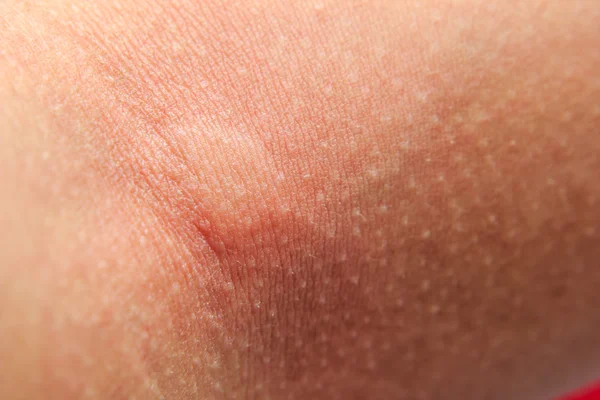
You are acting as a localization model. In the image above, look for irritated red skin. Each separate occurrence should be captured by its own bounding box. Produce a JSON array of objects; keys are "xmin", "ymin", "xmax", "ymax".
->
[{"xmin": 1, "ymin": 1, "xmax": 600, "ymax": 399}]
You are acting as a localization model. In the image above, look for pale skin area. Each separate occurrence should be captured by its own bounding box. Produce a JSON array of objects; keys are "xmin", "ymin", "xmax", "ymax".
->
[{"xmin": 0, "ymin": 0, "xmax": 599, "ymax": 399}]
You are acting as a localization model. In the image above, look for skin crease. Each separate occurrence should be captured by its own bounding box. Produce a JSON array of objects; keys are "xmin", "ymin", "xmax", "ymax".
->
[{"xmin": 1, "ymin": 0, "xmax": 600, "ymax": 399}]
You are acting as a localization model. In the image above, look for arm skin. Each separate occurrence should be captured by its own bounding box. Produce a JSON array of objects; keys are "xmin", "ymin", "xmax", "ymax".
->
[{"xmin": 1, "ymin": 1, "xmax": 599, "ymax": 399}]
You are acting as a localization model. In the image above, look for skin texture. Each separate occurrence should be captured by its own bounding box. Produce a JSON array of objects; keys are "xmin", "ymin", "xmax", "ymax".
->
[{"xmin": 1, "ymin": 0, "xmax": 599, "ymax": 399}]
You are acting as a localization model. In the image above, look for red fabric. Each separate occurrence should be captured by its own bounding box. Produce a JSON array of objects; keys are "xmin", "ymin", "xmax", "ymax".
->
[{"xmin": 559, "ymin": 381, "xmax": 600, "ymax": 400}]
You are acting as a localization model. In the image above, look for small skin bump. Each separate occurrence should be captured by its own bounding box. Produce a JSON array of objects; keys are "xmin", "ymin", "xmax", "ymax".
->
[
  {"xmin": 314, "ymin": 260, "xmax": 324, "ymax": 271},
  {"xmin": 453, "ymin": 153, "xmax": 465, "ymax": 163},
  {"xmin": 367, "ymin": 358, "xmax": 377, "ymax": 370},
  {"xmin": 421, "ymin": 280, "xmax": 431, "ymax": 292},
  {"xmin": 408, "ymin": 176, "xmax": 416, "ymax": 189},
  {"xmin": 318, "ymin": 332, "xmax": 328, "ymax": 344},
  {"xmin": 253, "ymin": 383, "xmax": 266, "ymax": 396},
  {"xmin": 367, "ymin": 168, "xmax": 380, "ymax": 178},
  {"xmin": 391, "ymin": 77, "xmax": 402, "ymax": 87},
  {"xmin": 326, "ymin": 227, "xmax": 336, "ymax": 239},
  {"xmin": 348, "ymin": 72, "xmax": 359, "ymax": 83},
  {"xmin": 561, "ymin": 111, "xmax": 573, "ymax": 122},
  {"xmin": 395, "ymin": 267, "xmax": 406, "ymax": 278},
  {"xmin": 377, "ymin": 204, "xmax": 389, "ymax": 214},
  {"xmin": 170, "ymin": 282, "xmax": 181, "ymax": 294},
  {"xmin": 454, "ymin": 223, "xmax": 465, "ymax": 232},
  {"xmin": 213, "ymin": 382, "xmax": 224, "ymax": 393},
  {"xmin": 484, "ymin": 255, "xmax": 493, "ymax": 266}
]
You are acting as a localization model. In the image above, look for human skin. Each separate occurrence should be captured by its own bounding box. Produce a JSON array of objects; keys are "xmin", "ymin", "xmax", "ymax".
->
[{"xmin": 0, "ymin": 0, "xmax": 599, "ymax": 399}]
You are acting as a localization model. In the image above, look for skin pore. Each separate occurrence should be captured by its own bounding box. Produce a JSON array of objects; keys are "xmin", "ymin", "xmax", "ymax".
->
[{"xmin": 1, "ymin": 0, "xmax": 599, "ymax": 399}]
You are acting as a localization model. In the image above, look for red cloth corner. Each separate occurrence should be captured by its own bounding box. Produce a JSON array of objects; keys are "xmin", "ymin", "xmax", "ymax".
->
[{"xmin": 559, "ymin": 381, "xmax": 600, "ymax": 400}]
